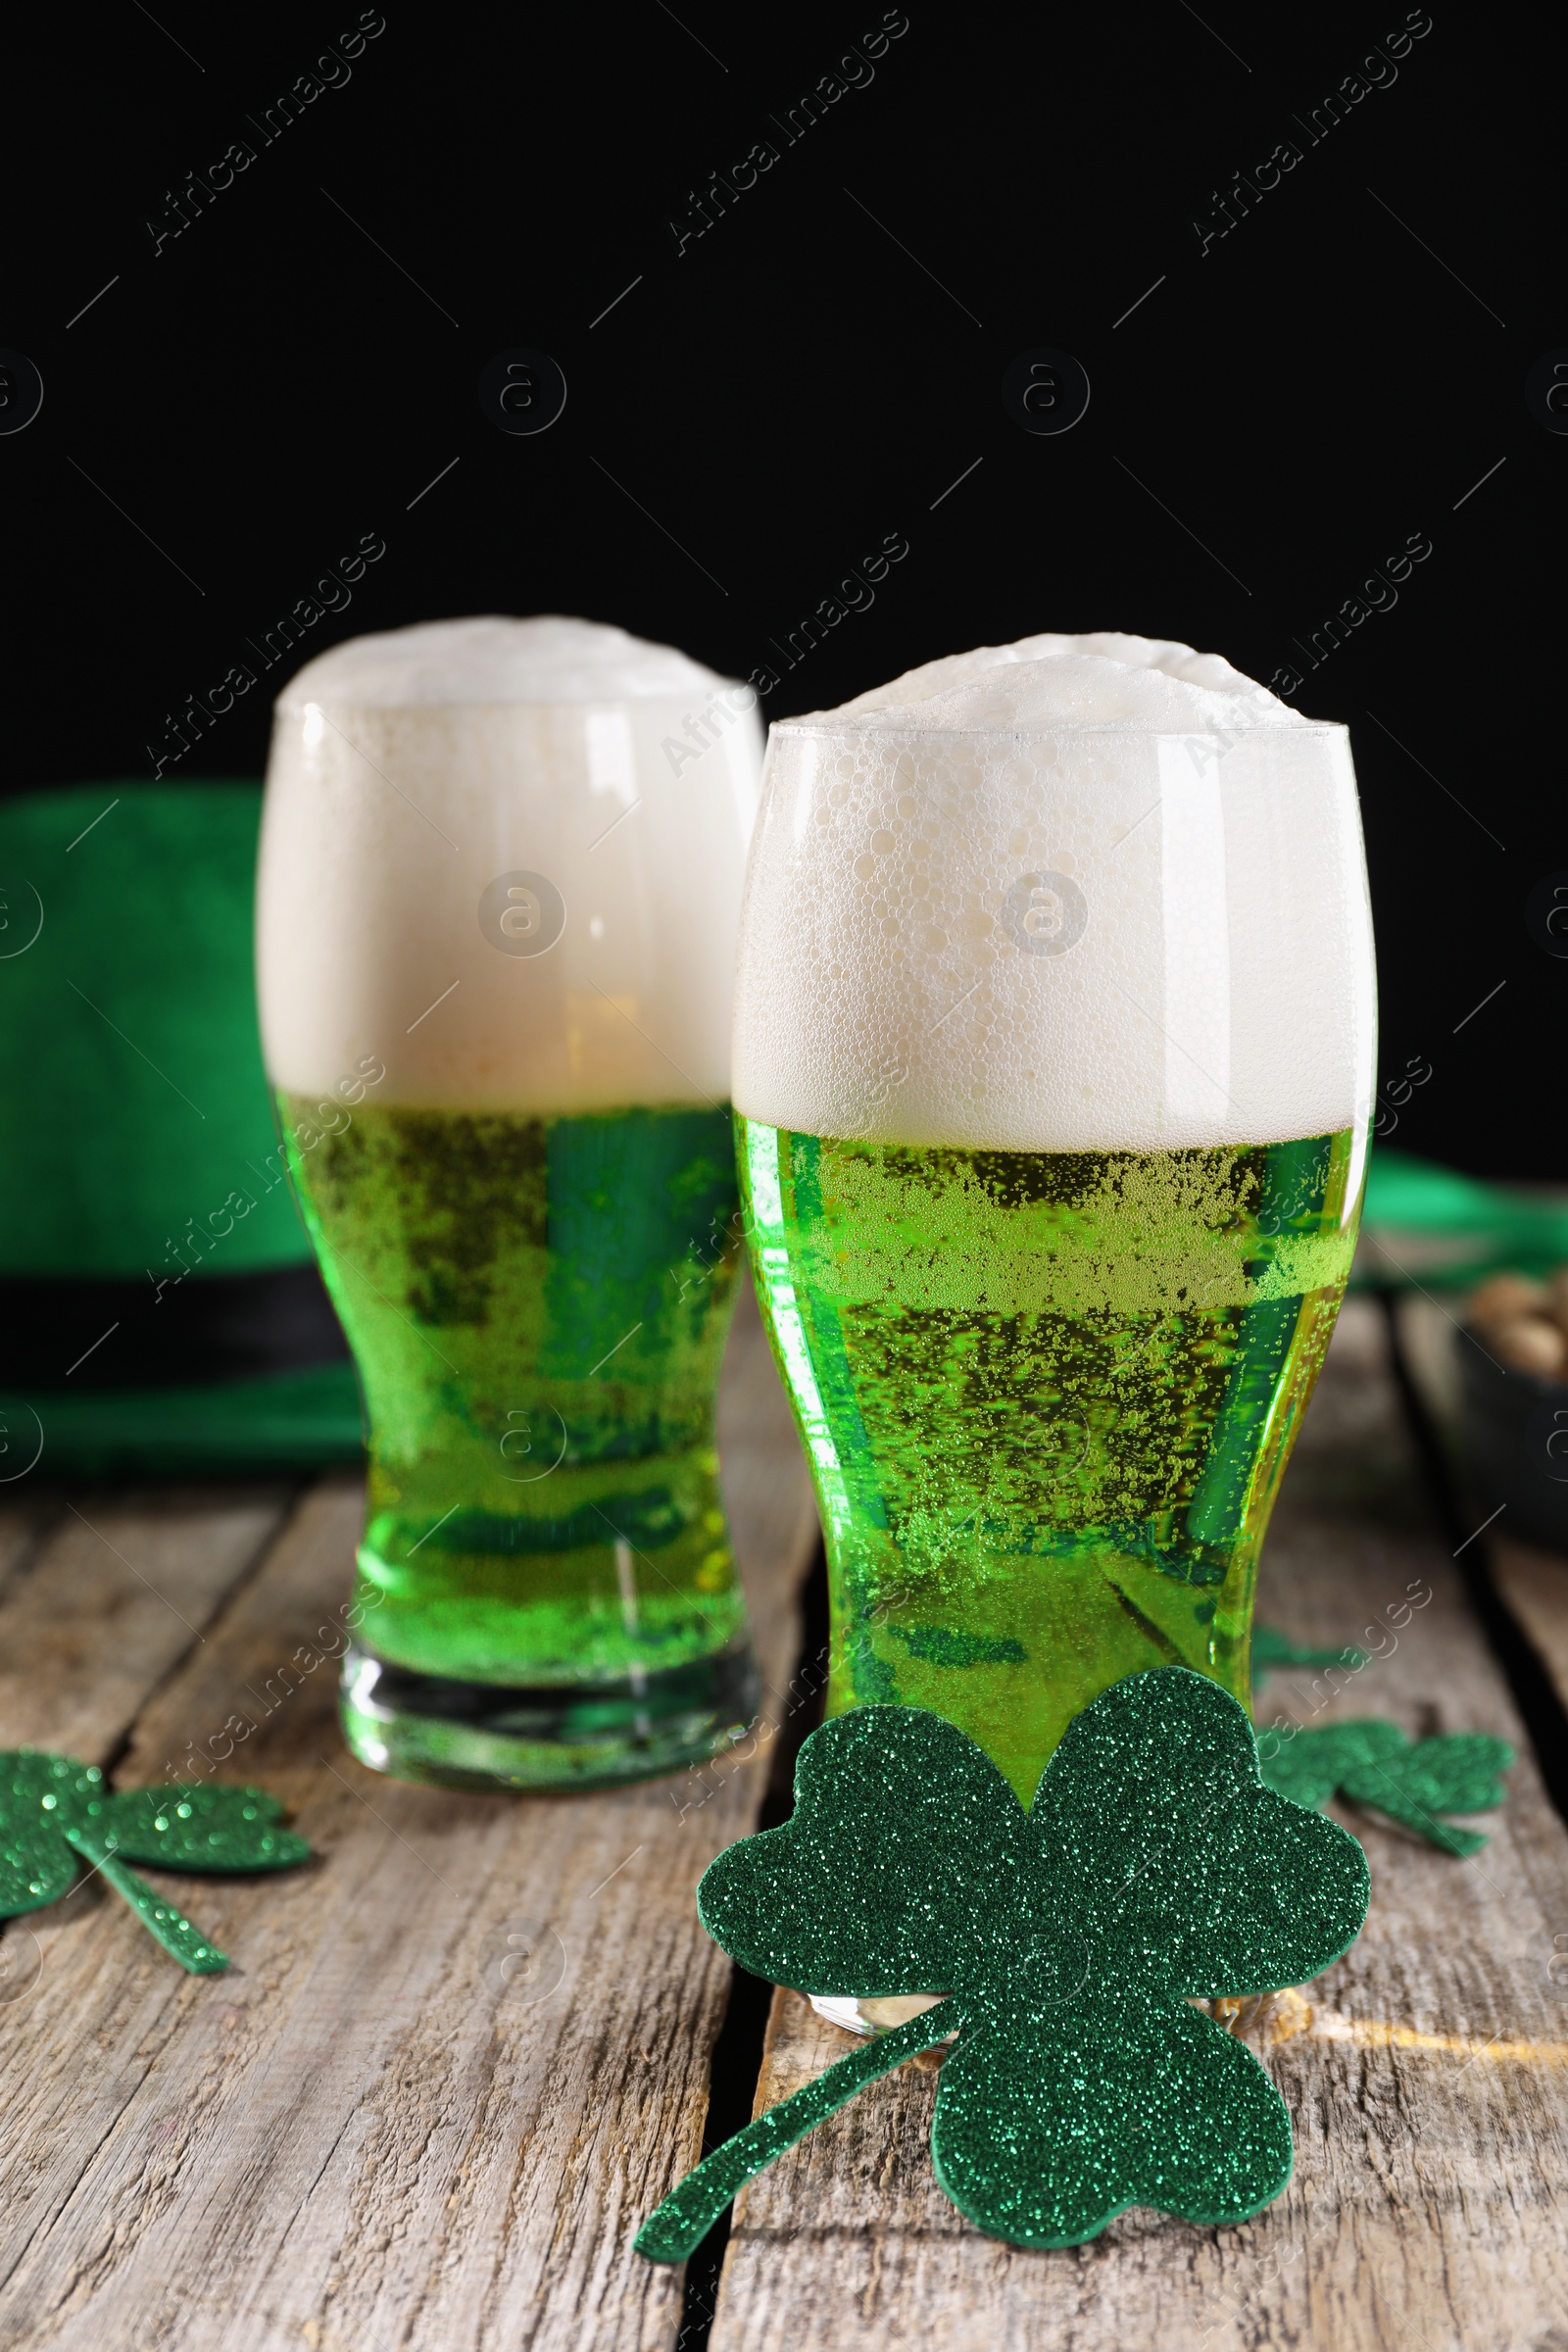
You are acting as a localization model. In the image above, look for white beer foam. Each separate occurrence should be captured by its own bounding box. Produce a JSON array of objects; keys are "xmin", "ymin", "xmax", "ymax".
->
[
  {"xmin": 259, "ymin": 617, "xmax": 762, "ymax": 1110},
  {"xmin": 277, "ymin": 612, "xmax": 727, "ymax": 709},
  {"xmin": 823, "ymin": 630, "xmax": 1305, "ymax": 728},
  {"xmin": 733, "ymin": 633, "xmax": 1374, "ymax": 1153}
]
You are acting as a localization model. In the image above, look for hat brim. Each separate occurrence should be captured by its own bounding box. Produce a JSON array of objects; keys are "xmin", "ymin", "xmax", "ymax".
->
[{"xmin": 4, "ymin": 1360, "xmax": 365, "ymax": 1481}]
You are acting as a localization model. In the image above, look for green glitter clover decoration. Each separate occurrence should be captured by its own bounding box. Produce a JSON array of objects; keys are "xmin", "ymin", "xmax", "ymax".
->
[
  {"xmin": 1, "ymin": 1750, "xmax": 312, "ymax": 1973},
  {"xmin": 637, "ymin": 1666, "xmax": 1369, "ymax": 2261},
  {"xmin": 1256, "ymin": 1721, "xmax": 1513, "ymax": 1857}
]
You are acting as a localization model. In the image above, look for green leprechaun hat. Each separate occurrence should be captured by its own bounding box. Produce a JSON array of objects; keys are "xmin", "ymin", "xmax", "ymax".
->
[{"xmin": 0, "ymin": 782, "xmax": 364, "ymax": 1477}]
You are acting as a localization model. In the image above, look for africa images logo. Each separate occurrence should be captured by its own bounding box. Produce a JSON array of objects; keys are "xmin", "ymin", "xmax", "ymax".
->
[{"xmin": 1003, "ymin": 870, "xmax": 1089, "ymax": 957}]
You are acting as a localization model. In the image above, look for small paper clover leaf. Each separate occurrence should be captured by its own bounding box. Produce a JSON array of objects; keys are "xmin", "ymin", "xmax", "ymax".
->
[
  {"xmin": 0, "ymin": 1750, "xmax": 311, "ymax": 1974},
  {"xmin": 637, "ymin": 1667, "xmax": 1368, "ymax": 2260},
  {"xmin": 1256, "ymin": 1722, "xmax": 1513, "ymax": 1857},
  {"xmin": 1250, "ymin": 1626, "xmax": 1368, "ymax": 1687}
]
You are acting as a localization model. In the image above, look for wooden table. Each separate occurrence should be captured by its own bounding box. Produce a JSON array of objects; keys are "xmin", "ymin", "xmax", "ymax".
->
[{"xmin": 2, "ymin": 1292, "xmax": 1566, "ymax": 2350}]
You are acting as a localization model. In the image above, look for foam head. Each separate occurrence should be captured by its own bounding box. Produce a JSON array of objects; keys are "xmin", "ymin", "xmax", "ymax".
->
[
  {"xmin": 275, "ymin": 613, "xmax": 728, "ymax": 710},
  {"xmin": 732, "ymin": 633, "xmax": 1374, "ymax": 1153},
  {"xmin": 258, "ymin": 616, "xmax": 762, "ymax": 1109}
]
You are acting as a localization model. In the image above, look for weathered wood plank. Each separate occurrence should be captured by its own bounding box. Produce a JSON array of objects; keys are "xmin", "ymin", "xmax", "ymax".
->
[
  {"xmin": 0, "ymin": 1289, "xmax": 816, "ymax": 2352},
  {"xmin": 0, "ymin": 1486, "xmax": 292, "ymax": 1758},
  {"xmin": 0, "ymin": 1492, "xmax": 62, "ymax": 1602},
  {"xmin": 708, "ymin": 1298, "xmax": 1568, "ymax": 2352}
]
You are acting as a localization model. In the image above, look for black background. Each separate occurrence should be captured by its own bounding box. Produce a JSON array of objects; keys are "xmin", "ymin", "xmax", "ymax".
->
[{"xmin": 2, "ymin": 0, "xmax": 1559, "ymax": 1176}]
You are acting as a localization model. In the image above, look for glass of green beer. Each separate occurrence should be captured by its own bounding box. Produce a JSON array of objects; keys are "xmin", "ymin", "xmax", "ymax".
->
[
  {"xmin": 257, "ymin": 616, "xmax": 764, "ymax": 1788},
  {"xmin": 732, "ymin": 633, "xmax": 1375, "ymax": 1827}
]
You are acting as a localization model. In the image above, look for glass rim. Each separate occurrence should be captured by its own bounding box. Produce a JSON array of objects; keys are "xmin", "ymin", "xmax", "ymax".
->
[
  {"xmin": 766, "ymin": 716, "xmax": 1350, "ymax": 744},
  {"xmin": 273, "ymin": 685, "xmax": 754, "ymax": 718}
]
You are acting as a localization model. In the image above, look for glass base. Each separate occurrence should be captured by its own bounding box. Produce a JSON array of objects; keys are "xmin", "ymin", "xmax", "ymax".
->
[
  {"xmin": 807, "ymin": 1992, "xmax": 1258, "ymax": 2041},
  {"xmin": 339, "ymin": 1639, "xmax": 760, "ymax": 1791},
  {"xmin": 808, "ymin": 1991, "xmax": 952, "ymax": 2038}
]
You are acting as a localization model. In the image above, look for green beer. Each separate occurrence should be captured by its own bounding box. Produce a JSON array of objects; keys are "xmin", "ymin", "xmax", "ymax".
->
[
  {"xmin": 257, "ymin": 614, "xmax": 766, "ymax": 1788},
  {"xmin": 731, "ymin": 634, "xmax": 1378, "ymax": 1858},
  {"xmin": 283, "ymin": 1096, "xmax": 755, "ymax": 1784},
  {"xmin": 740, "ymin": 1117, "xmax": 1360, "ymax": 1804}
]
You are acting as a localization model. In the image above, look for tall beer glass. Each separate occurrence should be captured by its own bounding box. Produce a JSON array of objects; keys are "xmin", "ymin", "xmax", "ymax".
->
[
  {"xmin": 258, "ymin": 616, "xmax": 763, "ymax": 1788},
  {"xmin": 732, "ymin": 637, "xmax": 1374, "ymax": 1810}
]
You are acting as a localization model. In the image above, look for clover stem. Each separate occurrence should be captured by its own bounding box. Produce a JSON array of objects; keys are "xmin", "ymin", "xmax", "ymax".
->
[
  {"xmin": 636, "ymin": 1995, "xmax": 962, "ymax": 2265},
  {"xmin": 62, "ymin": 1825, "xmax": 230, "ymax": 1974},
  {"xmin": 1355, "ymin": 1794, "xmax": 1484, "ymax": 1856}
]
